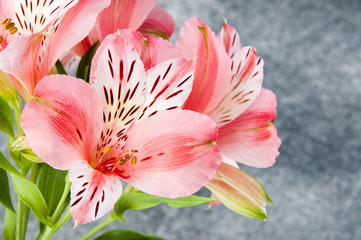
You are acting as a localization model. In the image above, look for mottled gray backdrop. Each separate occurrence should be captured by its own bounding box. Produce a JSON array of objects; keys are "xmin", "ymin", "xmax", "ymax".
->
[{"xmin": 1, "ymin": 0, "xmax": 360, "ymax": 239}]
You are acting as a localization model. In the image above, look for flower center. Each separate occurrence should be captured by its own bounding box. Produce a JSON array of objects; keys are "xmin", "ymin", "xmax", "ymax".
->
[
  {"xmin": 96, "ymin": 147, "xmax": 138, "ymax": 179},
  {"xmin": 0, "ymin": 18, "xmax": 18, "ymax": 51}
]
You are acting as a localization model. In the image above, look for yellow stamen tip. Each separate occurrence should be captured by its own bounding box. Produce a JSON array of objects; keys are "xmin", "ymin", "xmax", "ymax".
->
[
  {"xmin": 103, "ymin": 147, "xmax": 111, "ymax": 154},
  {"xmin": 131, "ymin": 156, "xmax": 137, "ymax": 165}
]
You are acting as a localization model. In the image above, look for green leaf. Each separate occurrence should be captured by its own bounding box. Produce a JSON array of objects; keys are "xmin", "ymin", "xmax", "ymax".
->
[
  {"xmin": 3, "ymin": 209, "xmax": 16, "ymax": 240},
  {"xmin": 0, "ymin": 167, "xmax": 15, "ymax": 212},
  {"xmin": 0, "ymin": 152, "xmax": 51, "ymax": 226},
  {"xmin": 37, "ymin": 164, "xmax": 68, "ymax": 216},
  {"xmin": 76, "ymin": 41, "xmax": 100, "ymax": 82},
  {"xmin": 10, "ymin": 174, "xmax": 51, "ymax": 226},
  {"xmin": 94, "ymin": 229, "xmax": 164, "ymax": 240},
  {"xmin": 114, "ymin": 190, "xmax": 214, "ymax": 221},
  {"xmin": 55, "ymin": 60, "xmax": 67, "ymax": 75},
  {"xmin": 0, "ymin": 95, "xmax": 14, "ymax": 137}
]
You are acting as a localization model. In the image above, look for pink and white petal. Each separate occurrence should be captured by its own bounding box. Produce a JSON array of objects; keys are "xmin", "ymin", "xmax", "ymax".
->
[
  {"xmin": 69, "ymin": 160, "xmax": 123, "ymax": 225},
  {"xmin": 209, "ymin": 47, "xmax": 263, "ymax": 126},
  {"xmin": 90, "ymin": 31, "xmax": 147, "ymax": 154},
  {"xmin": 21, "ymin": 75, "xmax": 103, "ymax": 170},
  {"xmin": 124, "ymin": 109, "xmax": 222, "ymax": 198},
  {"xmin": 217, "ymin": 21, "xmax": 242, "ymax": 58},
  {"xmin": 45, "ymin": 0, "xmax": 111, "ymax": 74},
  {"xmin": 218, "ymin": 89, "xmax": 281, "ymax": 168},
  {"xmin": 176, "ymin": 17, "xmax": 232, "ymax": 115},
  {"xmin": 14, "ymin": 0, "xmax": 79, "ymax": 35},
  {"xmin": 139, "ymin": 57, "xmax": 194, "ymax": 120},
  {"xmin": 138, "ymin": 6, "xmax": 175, "ymax": 40},
  {"xmin": 93, "ymin": 0, "xmax": 157, "ymax": 42}
]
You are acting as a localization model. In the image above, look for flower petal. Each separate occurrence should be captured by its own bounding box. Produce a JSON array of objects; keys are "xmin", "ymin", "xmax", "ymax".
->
[
  {"xmin": 138, "ymin": 6, "xmax": 175, "ymax": 40},
  {"xmin": 14, "ymin": 0, "xmax": 79, "ymax": 35},
  {"xmin": 21, "ymin": 75, "xmax": 103, "ymax": 170},
  {"xmin": 93, "ymin": 0, "xmax": 157, "ymax": 42},
  {"xmin": 136, "ymin": 36, "xmax": 180, "ymax": 70},
  {"xmin": 69, "ymin": 160, "xmax": 123, "ymax": 225},
  {"xmin": 218, "ymin": 89, "xmax": 281, "ymax": 168},
  {"xmin": 176, "ymin": 17, "xmax": 232, "ymax": 114},
  {"xmin": 125, "ymin": 109, "xmax": 222, "ymax": 198},
  {"xmin": 209, "ymin": 47, "xmax": 263, "ymax": 126},
  {"xmin": 217, "ymin": 21, "xmax": 242, "ymax": 58},
  {"xmin": 90, "ymin": 31, "xmax": 146, "ymax": 154},
  {"xmin": 46, "ymin": 0, "xmax": 111, "ymax": 74},
  {"xmin": 90, "ymin": 30, "xmax": 192, "ymax": 156},
  {"xmin": 140, "ymin": 57, "xmax": 194, "ymax": 120}
]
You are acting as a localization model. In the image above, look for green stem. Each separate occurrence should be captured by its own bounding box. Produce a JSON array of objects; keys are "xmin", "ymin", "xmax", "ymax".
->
[
  {"xmin": 20, "ymin": 164, "xmax": 39, "ymax": 239},
  {"xmin": 13, "ymin": 96, "xmax": 22, "ymax": 134},
  {"xmin": 78, "ymin": 214, "xmax": 117, "ymax": 240},
  {"xmin": 50, "ymin": 173, "xmax": 71, "ymax": 222},
  {"xmin": 39, "ymin": 208, "xmax": 71, "ymax": 240},
  {"xmin": 15, "ymin": 198, "xmax": 24, "ymax": 240}
]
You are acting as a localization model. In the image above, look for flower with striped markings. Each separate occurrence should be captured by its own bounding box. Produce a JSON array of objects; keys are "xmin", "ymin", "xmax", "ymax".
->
[
  {"xmin": 176, "ymin": 18, "xmax": 281, "ymax": 217},
  {"xmin": 21, "ymin": 30, "xmax": 222, "ymax": 225}
]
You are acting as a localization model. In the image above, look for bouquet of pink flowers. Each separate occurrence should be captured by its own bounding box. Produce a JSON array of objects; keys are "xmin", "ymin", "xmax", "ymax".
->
[{"xmin": 0, "ymin": 0, "xmax": 280, "ymax": 239}]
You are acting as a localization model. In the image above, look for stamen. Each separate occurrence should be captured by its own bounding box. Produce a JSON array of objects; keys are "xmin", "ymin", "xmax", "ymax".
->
[
  {"xmin": 0, "ymin": 36, "xmax": 3, "ymax": 44},
  {"xmin": 131, "ymin": 156, "xmax": 137, "ymax": 165},
  {"xmin": 5, "ymin": 22, "xmax": 15, "ymax": 30},
  {"xmin": 1, "ymin": 18, "xmax": 10, "ymax": 25},
  {"xmin": 9, "ymin": 27, "xmax": 18, "ymax": 34},
  {"xmin": 103, "ymin": 147, "xmax": 111, "ymax": 154}
]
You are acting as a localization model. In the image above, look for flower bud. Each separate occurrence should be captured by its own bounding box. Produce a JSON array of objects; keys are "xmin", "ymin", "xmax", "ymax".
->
[
  {"xmin": 207, "ymin": 162, "xmax": 272, "ymax": 220},
  {"xmin": 10, "ymin": 133, "xmax": 43, "ymax": 163}
]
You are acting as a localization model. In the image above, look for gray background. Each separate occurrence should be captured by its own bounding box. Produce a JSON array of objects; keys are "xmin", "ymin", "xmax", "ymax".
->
[{"xmin": 1, "ymin": 0, "xmax": 361, "ymax": 239}]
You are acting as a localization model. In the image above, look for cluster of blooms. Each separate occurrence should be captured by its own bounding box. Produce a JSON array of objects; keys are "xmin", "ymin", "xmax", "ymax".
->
[{"xmin": 0, "ymin": 0, "xmax": 280, "ymax": 235}]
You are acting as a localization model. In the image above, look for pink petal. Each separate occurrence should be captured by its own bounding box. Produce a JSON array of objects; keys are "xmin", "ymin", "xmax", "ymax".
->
[
  {"xmin": 0, "ymin": 0, "xmax": 13, "ymax": 20},
  {"xmin": 21, "ymin": 75, "xmax": 103, "ymax": 170},
  {"xmin": 136, "ymin": 36, "xmax": 180, "ymax": 70},
  {"xmin": 138, "ymin": 6, "xmax": 175, "ymax": 39},
  {"xmin": 209, "ymin": 47, "xmax": 263, "ymax": 126},
  {"xmin": 93, "ymin": 0, "xmax": 157, "ymax": 42},
  {"xmin": 217, "ymin": 21, "xmax": 242, "ymax": 58},
  {"xmin": 218, "ymin": 89, "xmax": 281, "ymax": 168},
  {"xmin": 69, "ymin": 160, "xmax": 123, "ymax": 225},
  {"xmin": 176, "ymin": 17, "xmax": 232, "ymax": 114},
  {"xmin": 0, "ymin": 35, "xmax": 35, "ymax": 101},
  {"xmin": 124, "ymin": 109, "xmax": 222, "ymax": 198},
  {"xmin": 46, "ymin": 0, "xmax": 111, "ymax": 73}
]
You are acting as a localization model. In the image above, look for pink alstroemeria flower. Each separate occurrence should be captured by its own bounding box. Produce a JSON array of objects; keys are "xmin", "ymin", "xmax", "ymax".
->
[
  {"xmin": 0, "ymin": 0, "xmax": 110, "ymax": 101},
  {"xmin": 21, "ymin": 30, "xmax": 222, "ymax": 225},
  {"xmin": 73, "ymin": 0, "xmax": 175, "ymax": 56},
  {"xmin": 176, "ymin": 18, "xmax": 281, "ymax": 213}
]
